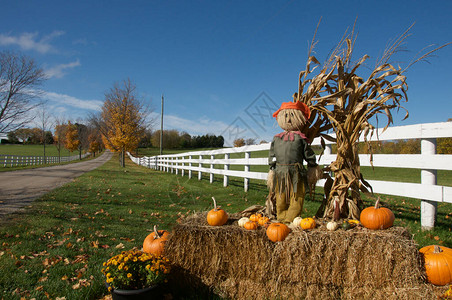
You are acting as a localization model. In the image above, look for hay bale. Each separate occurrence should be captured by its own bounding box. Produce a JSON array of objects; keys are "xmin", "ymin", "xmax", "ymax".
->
[{"xmin": 165, "ymin": 213, "xmax": 442, "ymax": 299}]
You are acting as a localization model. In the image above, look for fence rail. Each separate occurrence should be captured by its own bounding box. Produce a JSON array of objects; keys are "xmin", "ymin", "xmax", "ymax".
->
[
  {"xmin": 128, "ymin": 121, "xmax": 452, "ymax": 229},
  {"xmin": 0, "ymin": 153, "xmax": 90, "ymax": 168}
]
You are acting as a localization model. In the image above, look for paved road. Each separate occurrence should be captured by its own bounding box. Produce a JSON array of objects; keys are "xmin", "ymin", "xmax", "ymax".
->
[{"xmin": 0, "ymin": 151, "xmax": 113, "ymax": 216}]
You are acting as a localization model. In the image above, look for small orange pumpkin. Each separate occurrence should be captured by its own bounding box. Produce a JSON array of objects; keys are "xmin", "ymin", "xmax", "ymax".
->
[
  {"xmin": 360, "ymin": 198, "xmax": 395, "ymax": 230},
  {"xmin": 266, "ymin": 222, "xmax": 291, "ymax": 242},
  {"xmin": 143, "ymin": 225, "xmax": 169, "ymax": 256},
  {"xmin": 420, "ymin": 245, "xmax": 452, "ymax": 286},
  {"xmin": 300, "ymin": 217, "xmax": 316, "ymax": 230},
  {"xmin": 207, "ymin": 197, "xmax": 228, "ymax": 226},
  {"xmin": 243, "ymin": 221, "xmax": 258, "ymax": 230},
  {"xmin": 258, "ymin": 216, "xmax": 270, "ymax": 226},
  {"xmin": 249, "ymin": 213, "xmax": 262, "ymax": 222}
]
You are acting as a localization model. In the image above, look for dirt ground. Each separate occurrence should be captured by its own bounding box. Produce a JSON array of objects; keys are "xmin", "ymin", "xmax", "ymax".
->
[{"xmin": 0, "ymin": 151, "xmax": 113, "ymax": 217}]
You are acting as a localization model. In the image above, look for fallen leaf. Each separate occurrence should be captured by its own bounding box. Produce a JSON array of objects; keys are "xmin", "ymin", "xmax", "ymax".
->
[
  {"xmin": 72, "ymin": 283, "xmax": 81, "ymax": 290},
  {"xmin": 90, "ymin": 240, "xmax": 99, "ymax": 248},
  {"xmin": 115, "ymin": 243, "xmax": 125, "ymax": 249},
  {"xmin": 434, "ymin": 236, "xmax": 440, "ymax": 241},
  {"xmin": 61, "ymin": 275, "xmax": 68, "ymax": 281}
]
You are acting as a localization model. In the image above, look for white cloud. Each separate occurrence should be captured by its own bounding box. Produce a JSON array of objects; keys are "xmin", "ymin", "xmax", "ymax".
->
[
  {"xmin": 45, "ymin": 59, "xmax": 81, "ymax": 79},
  {"xmin": 43, "ymin": 91, "xmax": 103, "ymax": 111},
  {"xmin": 0, "ymin": 31, "xmax": 64, "ymax": 54},
  {"xmin": 151, "ymin": 112, "xmax": 229, "ymax": 136}
]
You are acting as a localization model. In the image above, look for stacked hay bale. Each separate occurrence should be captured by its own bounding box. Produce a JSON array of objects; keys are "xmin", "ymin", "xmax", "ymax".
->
[{"xmin": 165, "ymin": 213, "xmax": 440, "ymax": 299}]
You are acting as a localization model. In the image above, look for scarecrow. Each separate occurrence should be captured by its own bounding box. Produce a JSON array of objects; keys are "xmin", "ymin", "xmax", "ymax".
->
[{"xmin": 267, "ymin": 100, "xmax": 321, "ymax": 223}]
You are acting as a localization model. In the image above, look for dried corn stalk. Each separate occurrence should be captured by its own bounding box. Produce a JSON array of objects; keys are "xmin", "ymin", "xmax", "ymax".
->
[{"xmin": 295, "ymin": 22, "xmax": 449, "ymax": 220}]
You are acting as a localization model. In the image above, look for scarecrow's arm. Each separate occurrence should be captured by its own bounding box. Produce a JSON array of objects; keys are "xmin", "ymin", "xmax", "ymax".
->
[{"xmin": 268, "ymin": 139, "xmax": 276, "ymax": 169}]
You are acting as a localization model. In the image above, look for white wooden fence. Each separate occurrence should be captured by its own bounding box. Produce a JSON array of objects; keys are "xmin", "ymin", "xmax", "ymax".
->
[
  {"xmin": 0, "ymin": 153, "xmax": 90, "ymax": 167},
  {"xmin": 128, "ymin": 121, "xmax": 452, "ymax": 230}
]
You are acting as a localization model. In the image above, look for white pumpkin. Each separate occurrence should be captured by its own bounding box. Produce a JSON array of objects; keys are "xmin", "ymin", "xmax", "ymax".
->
[
  {"xmin": 326, "ymin": 221, "xmax": 338, "ymax": 231},
  {"xmin": 238, "ymin": 217, "xmax": 250, "ymax": 228},
  {"xmin": 292, "ymin": 217, "xmax": 303, "ymax": 227}
]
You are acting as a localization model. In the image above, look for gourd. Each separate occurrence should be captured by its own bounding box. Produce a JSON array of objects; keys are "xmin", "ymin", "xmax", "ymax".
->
[
  {"xmin": 258, "ymin": 216, "xmax": 270, "ymax": 226},
  {"xmin": 300, "ymin": 217, "xmax": 316, "ymax": 230},
  {"xmin": 244, "ymin": 221, "xmax": 258, "ymax": 230},
  {"xmin": 207, "ymin": 197, "xmax": 228, "ymax": 226},
  {"xmin": 419, "ymin": 245, "xmax": 452, "ymax": 286},
  {"xmin": 360, "ymin": 198, "xmax": 395, "ymax": 230},
  {"xmin": 249, "ymin": 213, "xmax": 262, "ymax": 222},
  {"xmin": 341, "ymin": 221, "xmax": 351, "ymax": 230},
  {"xmin": 143, "ymin": 225, "xmax": 169, "ymax": 256},
  {"xmin": 238, "ymin": 217, "xmax": 250, "ymax": 228},
  {"xmin": 326, "ymin": 221, "xmax": 338, "ymax": 231},
  {"xmin": 266, "ymin": 223, "xmax": 291, "ymax": 242},
  {"xmin": 292, "ymin": 216, "xmax": 302, "ymax": 227}
]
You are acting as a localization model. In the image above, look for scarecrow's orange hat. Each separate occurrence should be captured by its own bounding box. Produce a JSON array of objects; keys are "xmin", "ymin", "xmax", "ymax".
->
[{"xmin": 272, "ymin": 101, "xmax": 310, "ymax": 120}]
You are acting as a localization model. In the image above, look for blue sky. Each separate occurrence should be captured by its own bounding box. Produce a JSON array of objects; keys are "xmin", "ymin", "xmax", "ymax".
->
[{"xmin": 1, "ymin": 0, "xmax": 451, "ymax": 145}]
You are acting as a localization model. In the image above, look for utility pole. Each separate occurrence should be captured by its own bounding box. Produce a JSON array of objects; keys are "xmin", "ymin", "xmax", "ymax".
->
[{"xmin": 160, "ymin": 94, "xmax": 164, "ymax": 155}]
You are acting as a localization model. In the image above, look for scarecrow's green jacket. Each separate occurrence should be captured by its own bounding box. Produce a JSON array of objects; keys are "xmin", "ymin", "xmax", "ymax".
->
[{"xmin": 268, "ymin": 131, "xmax": 317, "ymax": 193}]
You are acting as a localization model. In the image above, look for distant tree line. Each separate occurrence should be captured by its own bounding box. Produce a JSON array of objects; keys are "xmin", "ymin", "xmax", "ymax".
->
[
  {"xmin": 142, "ymin": 130, "xmax": 224, "ymax": 149},
  {"xmin": 7, "ymin": 128, "xmax": 53, "ymax": 145},
  {"xmin": 5, "ymin": 121, "xmax": 104, "ymax": 159}
]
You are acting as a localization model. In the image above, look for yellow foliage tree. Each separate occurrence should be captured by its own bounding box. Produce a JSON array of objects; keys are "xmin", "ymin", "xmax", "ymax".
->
[
  {"xmin": 65, "ymin": 121, "xmax": 80, "ymax": 153},
  {"xmin": 98, "ymin": 79, "xmax": 148, "ymax": 167}
]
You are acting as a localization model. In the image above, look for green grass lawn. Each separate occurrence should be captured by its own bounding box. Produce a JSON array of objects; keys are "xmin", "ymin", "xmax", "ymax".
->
[
  {"xmin": 0, "ymin": 144, "xmax": 75, "ymax": 157},
  {"xmin": 0, "ymin": 152, "xmax": 450, "ymax": 299}
]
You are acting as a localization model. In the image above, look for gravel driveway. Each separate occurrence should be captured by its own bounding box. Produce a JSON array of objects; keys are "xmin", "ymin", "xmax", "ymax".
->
[{"xmin": 0, "ymin": 151, "xmax": 113, "ymax": 216}]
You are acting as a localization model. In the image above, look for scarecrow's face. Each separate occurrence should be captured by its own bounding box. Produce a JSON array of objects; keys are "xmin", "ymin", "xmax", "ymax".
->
[{"xmin": 276, "ymin": 108, "xmax": 306, "ymax": 131}]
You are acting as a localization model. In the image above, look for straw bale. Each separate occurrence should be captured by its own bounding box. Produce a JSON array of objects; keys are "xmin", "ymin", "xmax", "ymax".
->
[{"xmin": 165, "ymin": 213, "xmax": 443, "ymax": 299}]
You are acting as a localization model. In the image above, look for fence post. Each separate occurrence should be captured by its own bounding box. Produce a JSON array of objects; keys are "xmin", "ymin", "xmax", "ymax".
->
[
  {"xmin": 175, "ymin": 157, "xmax": 178, "ymax": 175},
  {"xmin": 244, "ymin": 152, "xmax": 250, "ymax": 192},
  {"xmin": 198, "ymin": 155, "xmax": 202, "ymax": 180},
  {"xmin": 188, "ymin": 155, "xmax": 192, "ymax": 179},
  {"xmin": 181, "ymin": 157, "xmax": 185, "ymax": 177},
  {"xmin": 224, "ymin": 153, "xmax": 229, "ymax": 187},
  {"xmin": 210, "ymin": 155, "xmax": 214, "ymax": 184},
  {"xmin": 420, "ymin": 138, "xmax": 437, "ymax": 231}
]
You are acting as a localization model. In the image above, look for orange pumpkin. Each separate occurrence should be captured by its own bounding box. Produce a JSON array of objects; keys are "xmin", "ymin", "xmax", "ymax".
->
[
  {"xmin": 300, "ymin": 217, "xmax": 316, "ymax": 230},
  {"xmin": 420, "ymin": 245, "xmax": 452, "ymax": 286},
  {"xmin": 258, "ymin": 216, "xmax": 270, "ymax": 226},
  {"xmin": 207, "ymin": 197, "xmax": 228, "ymax": 226},
  {"xmin": 244, "ymin": 221, "xmax": 258, "ymax": 230},
  {"xmin": 360, "ymin": 198, "xmax": 395, "ymax": 230},
  {"xmin": 143, "ymin": 225, "xmax": 169, "ymax": 256},
  {"xmin": 266, "ymin": 222, "xmax": 291, "ymax": 242},
  {"xmin": 249, "ymin": 213, "xmax": 262, "ymax": 222}
]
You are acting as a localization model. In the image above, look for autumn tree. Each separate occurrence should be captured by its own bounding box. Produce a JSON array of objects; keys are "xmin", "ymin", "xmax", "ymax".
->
[
  {"xmin": 13, "ymin": 128, "xmax": 33, "ymax": 143},
  {"xmin": 87, "ymin": 124, "xmax": 103, "ymax": 157},
  {"xmin": 233, "ymin": 138, "xmax": 245, "ymax": 147},
  {"xmin": 54, "ymin": 117, "xmax": 67, "ymax": 162},
  {"xmin": 0, "ymin": 51, "xmax": 46, "ymax": 133},
  {"xmin": 65, "ymin": 121, "xmax": 80, "ymax": 153},
  {"xmin": 93, "ymin": 79, "xmax": 149, "ymax": 167},
  {"xmin": 88, "ymin": 133, "xmax": 101, "ymax": 157},
  {"xmin": 74, "ymin": 122, "xmax": 89, "ymax": 160}
]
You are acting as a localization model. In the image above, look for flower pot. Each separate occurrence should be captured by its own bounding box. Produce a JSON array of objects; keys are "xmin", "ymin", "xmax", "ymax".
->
[{"xmin": 106, "ymin": 283, "xmax": 160, "ymax": 300}]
